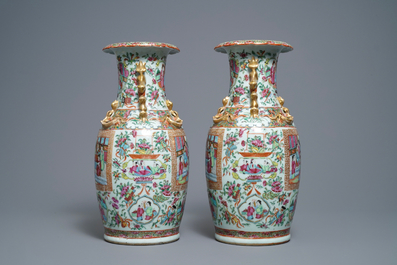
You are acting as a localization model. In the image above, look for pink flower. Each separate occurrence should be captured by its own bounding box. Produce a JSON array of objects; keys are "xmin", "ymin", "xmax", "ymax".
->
[
  {"xmin": 163, "ymin": 190, "xmax": 171, "ymax": 196},
  {"xmin": 134, "ymin": 225, "xmax": 140, "ymax": 229},
  {"xmin": 262, "ymin": 76, "xmax": 266, "ymax": 81},
  {"xmin": 125, "ymin": 89, "xmax": 135, "ymax": 96},
  {"xmin": 263, "ymin": 180, "xmax": 267, "ymax": 186},
  {"xmin": 132, "ymin": 130, "xmax": 137, "ymax": 137},
  {"xmin": 283, "ymin": 199, "xmax": 289, "ymax": 205},
  {"xmin": 221, "ymin": 200, "xmax": 227, "ymax": 207},
  {"xmin": 130, "ymin": 142, "xmax": 134, "ymax": 149},
  {"xmin": 272, "ymin": 181, "xmax": 281, "ymax": 187},
  {"xmin": 241, "ymin": 140, "xmax": 246, "ymax": 147},
  {"xmin": 244, "ymin": 75, "xmax": 248, "ymax": 81},
  {"xmin": 261, "ymin": 88, "xmax": 269, "ymax": 98},
  {"xmin": 153, "ymin": 182, "xmax": 157, "ymax": 188},
  {"xmin": 151, "ymin": 90, "xmax": 158, "ymax": 100},
  {"xmin": 156, "ymin": 136, "xmax": 164, "ymax": 143},
  {"xmin": 112, "ymin": 203, "xmax": 119, "ymax": 209},
  {"xmin": 138, "ymin": 143, "xmax": 150, "ymax": 150},
  {"xmin": 235, "ymin": 87, "xmax": 245, "ymax": 95},
  {"xmin": 225, "ymin": 137, "xmax": 237, "ymax": 145},
  {"xmin": 272, "ymin": 186, "xmax": 282, "ymax": 193},
  {"xmin": 239, "ymin": 129, "xmax": 246, "ymax": 137},
  {"xmin": 112, "ymin": 197, "xmax": 119, "ymax": 203},
  {"xmin": 152, "ymin": 78, "xmax": 156, "ymax": 84},
  {"xmin": 172, "ymin": 197, "xmax": 179, "ymax": 205},
  {"xmin": 232, "ymin": 168, "xmax": 237, "ymax": 173},
  {"xmin": 252, "ymin": 139, "xmax": 263, "ymax": 147}
]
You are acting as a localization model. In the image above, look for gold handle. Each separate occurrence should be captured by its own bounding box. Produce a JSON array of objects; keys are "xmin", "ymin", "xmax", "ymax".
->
[
  {"xmin": 136, "ymin": 61, "xmax": 147, "ymax": 122},
  {"xmin": 166, "ymin": 100, "xmax": 183, "ymax": 128},
  {"xmin": 100, "ymin": 100, "xmax": 126, "ymax": 129},
  {"xmin": 248, "ymin": 56, "xmax": 259, "ymax": 118},
  {"xmin": 269, "ymin": 96, "xmax": 294, "ymax": 125}
]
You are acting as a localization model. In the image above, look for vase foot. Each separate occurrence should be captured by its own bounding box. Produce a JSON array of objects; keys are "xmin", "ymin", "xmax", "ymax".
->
[
  {"xmin": 214, "ymin": 233, "xmax": 290, "ymax": 246},
  {"xmin": 104, "ymin": 233, "xmax": 180, "ymax": 245}
]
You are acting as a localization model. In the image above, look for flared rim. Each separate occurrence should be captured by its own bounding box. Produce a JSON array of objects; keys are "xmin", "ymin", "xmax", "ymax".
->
[
  {"xmin": 103, "ymin": 42, "xmax": 180, "ymax": 54},
  {"xmin": 214, "ymin": 40, "xmax": 293, "ymax": 53}
]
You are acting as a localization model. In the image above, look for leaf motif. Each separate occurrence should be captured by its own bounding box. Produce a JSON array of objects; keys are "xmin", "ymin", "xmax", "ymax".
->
[
  {"xmin": 122, "ymin": 162, "xmax": 129, "ymax": 169},
  {"xmin": 269, "ymin": 172, "xmax": 277, "ymax": 179},
  {"xmin": 121, "ymin": 173, "xmax": 130, "ymax": 180},
  {"xmin": 232, "ymin": 173, "xmax": 239, "ymax": 180}
]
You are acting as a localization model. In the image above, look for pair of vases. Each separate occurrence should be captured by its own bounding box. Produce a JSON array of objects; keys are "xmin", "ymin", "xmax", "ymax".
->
[{"xmin": 94, "ymin": 40, "xmax": 301, "ymax": 246}]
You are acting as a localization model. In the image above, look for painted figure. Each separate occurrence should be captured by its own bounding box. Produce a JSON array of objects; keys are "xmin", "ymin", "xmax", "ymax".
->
[
  {"xmin": 160, "ymin": 205, "xmax": 177, "ymax": 225},
  {"xmin": 209, "ymin": 192, "xmax": 217, "ymax": 219},
  {"xmin": 144, "ymin": 201, "xmax": 153, "ymax": 220},
  {"xmin": 137, "ymin": 204, "xmax": 144, "ymax": 221},
  {"xmin": 243, "ymin": 202, "xmax": 255, "ymax": 220},
  {"xmin": 254, "ymin": 200, "xmax": 266, "ymax": 219}
]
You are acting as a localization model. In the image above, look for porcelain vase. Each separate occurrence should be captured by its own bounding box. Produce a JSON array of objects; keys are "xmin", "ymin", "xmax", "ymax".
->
[
  {"xmin": 205, "ymin": 40, "xmax": 300, "ymax": 245},
  {"xmin": 95, "ymin": 42, "xmax": 189, "ymax": 245}
]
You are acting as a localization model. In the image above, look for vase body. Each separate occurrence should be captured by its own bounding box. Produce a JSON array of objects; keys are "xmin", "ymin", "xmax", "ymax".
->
[
  {"xmin": 206, "ymin": 40, "xmax": 300, "ymax": 245},
  {"xmin": 95, "ymin": 42, "xmax": 189, "ymax": 245}
]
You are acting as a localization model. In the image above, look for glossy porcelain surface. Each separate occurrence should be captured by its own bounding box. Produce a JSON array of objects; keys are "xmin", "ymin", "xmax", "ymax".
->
[
  {"xmin": 95, "ymin": 42, "xmax": 188, "ymax": 245},
  {"xmin": 206, "ymin": 40, "xmax": 300, "ymax": 245}
]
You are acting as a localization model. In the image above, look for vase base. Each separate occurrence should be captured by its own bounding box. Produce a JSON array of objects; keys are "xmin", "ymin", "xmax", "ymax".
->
[
  {"xmin": 214, "ymin": 233, "xmax": 290, "ymax": 246},
  {"xmin": 104, "ymin": 233, "xmax": 180, "ymax": 245}
]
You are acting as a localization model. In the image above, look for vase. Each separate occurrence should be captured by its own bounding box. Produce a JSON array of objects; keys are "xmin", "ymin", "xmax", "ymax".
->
[
  {"xmin": 205, "ymin": 40, "xmax": 300, "ymax": 245},
  {"xmin": 95, "ymin": 42, "xmax": 189, "ymax": 245}
]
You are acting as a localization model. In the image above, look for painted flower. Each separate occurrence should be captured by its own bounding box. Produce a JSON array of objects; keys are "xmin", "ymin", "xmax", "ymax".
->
[
  {"xmin": 225, "ymin": 137, "xmax": 237, "ymax": 145},
  {"xmin": 238, "ymin": 129, "xmax": 246, "ymax": 137},
  {"xmin": 219, "ymin": 195, "xmax": 223, "ymax": 200},
  {"xmin": 120, "ymin": 186, "xmax": 129, "ymax": 197},
  {"xmin": 221, "ymin": 200, "xmax": 227, "ymax": 207},
  {"xmin": 135, "ymin": 224, "xmax": 140, "ymax": 229},
  {"xmin": 172, "ymin": 197, "xmax": 179, "ymax": 205},
  {"xmin": 241, "ymin": 140, "xmax": 246, "ymax": 147},
  {"xmin": 153, "ymin": 182, "xmax": 157, "ymax": 188},
  {"xmin": 261, "ymin": 88, "xmax": 269, "ymax": 98},
  {"xmin": 138, "ymin": 143, "xmax": 151, "ymax": 150},
  {"xmin": 262, "ymin": 180, "xmax": 267, "ymax": 187},
  {"xmin": 112, "ymin": 197, "xmax": 119, "ymax": 203},
  {"xmin": 252, "ymin": 139, "xmax": 263, "ymax": 147},
  {"xmin": 132, "ymin": 130, "xmax": 137, "ymax": 138},
  {"xmin": 130, "ymin": 142, "xmax": 134, "ymax": 149},
  {"xmin": 163, "ymin": 191, "xmax": 171, "ymax": 196},
  {"xmin": 235, "ymin": 87, "xmax": 245, "ymax": 95},
  {"xmin": 232, "ymin": 168, "xmax": 237, "ymax": 173},
  {"xmin": 156, "ymin": 136, "xmax": 164, "ymax": 143},
  {"xmin": 283, "ymin": 199, "xmax": 289, "ymax": 205},
  {"xmin": 244, "ymin": 74, "xmax": 248, "ymax": 81},
  {"xmin": 279, "ymin": 167, "xmax": 283, "ymax": 173},
  {"xmin": 151, "ymin": 90, "xmax": 158, "ymax": 100},
  {"xmin": 152, "ymin": 78, "xmax": 156, "ymax": 84},
  {"xmin": 225, "ymin": 212, "xmax": 230, "ymax": 222},
  {"xmin": 112, "ymin": 203, "xmax": 119, "ymax": 209},
  {"xmin": 125, "ymin": 89, "xmax": 135, "ymax": 96},
  {"xmin": 262, "ymin": 76, "xmax": 266, "ymax": 81},
  {"xmin": 272, "ymin": 186, "xmax": 282, "ymax": 193},
  {"xmin": 272, "ymin": 181, "xmax": 281, "ymax": 187},
  {"xmin": 268, "ymin": 135, "xmax": 278, "ymax": 144}
]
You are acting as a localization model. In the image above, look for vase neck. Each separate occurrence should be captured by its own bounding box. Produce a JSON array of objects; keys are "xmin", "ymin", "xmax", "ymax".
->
[
  {"xmin": 113, "ymin": 49, "xmax": 168, "ymax": 110},
  {"xmin": 227, "ymin": 47, "xmax": 281, "ymax": 108}
]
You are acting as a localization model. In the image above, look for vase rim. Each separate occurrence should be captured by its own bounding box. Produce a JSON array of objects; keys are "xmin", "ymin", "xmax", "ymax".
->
[
  {"xmin": 103, "ymin": 42, "xmax": 180, "ymax": 54},
  {"xmin": 214, "ymin": 40, "xmax": 293, "ymax": 53}
]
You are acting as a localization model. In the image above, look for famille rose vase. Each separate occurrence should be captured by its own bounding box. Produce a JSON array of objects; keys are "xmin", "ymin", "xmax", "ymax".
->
[
  {"xmin": 95, "ymin": 42, "xmax": 189, "ymax": 245},
  {"xmin": 206, "ymin": 40, "xmax": 301, "ymax": 245}
]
